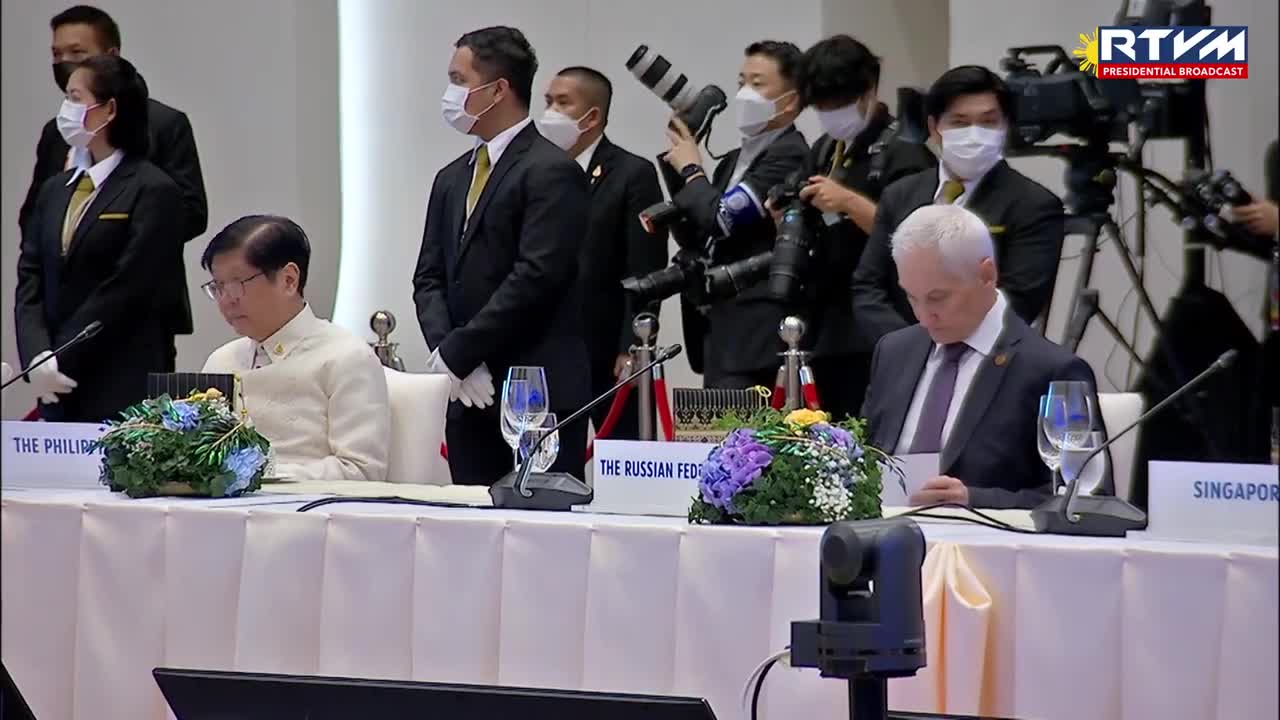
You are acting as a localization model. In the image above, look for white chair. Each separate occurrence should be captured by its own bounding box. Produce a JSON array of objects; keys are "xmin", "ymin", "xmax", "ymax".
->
[
  {"xmin": 1098, "ymin": 392, "xmax": 1144, "ymax": 502},
  {"xmin": 382, "ymin": 368, "xmax": 452, "ymax": 485}
]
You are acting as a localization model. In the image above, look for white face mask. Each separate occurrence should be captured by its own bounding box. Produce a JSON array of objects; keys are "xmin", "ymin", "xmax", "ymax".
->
[
  {"xmin": 940, "ymin": 125, "xmax": 1006, "ymax": 180},
  {"xmin": 57, "ymin": 99, "xmax": 105, "ymax": 148},
  {"xmin": 735, "ymin": 86, "xmax": 792, "ymax": 137},
  {"xmin": 440, "ymin": 81, "xmax": 497, "ymax": 135},
  {"xmin": 537, "ymin": 108, "xmax": 590, "ymax": 151},
  {"xmin": 815, "ymin": 100, "xmax": 868, "ymax": 143}
]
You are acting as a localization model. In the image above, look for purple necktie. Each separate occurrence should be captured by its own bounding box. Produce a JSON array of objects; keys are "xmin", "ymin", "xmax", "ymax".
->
[{"xmin": 909, "ymin": 343, "xmax": 970, "ymax": 454}]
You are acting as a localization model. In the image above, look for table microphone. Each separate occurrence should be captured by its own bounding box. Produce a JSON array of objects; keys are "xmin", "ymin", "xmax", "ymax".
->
[
  {"xmin": 0, "ymin": 321, "xmax": 102, "ymax": 391},
  {"xmin": 490, "ymin": 343, "xmax": 684, "ymax": 511},
  {"xmin": 1031, "ymin": 349, "xmax": 1238, "ymax": 537}
]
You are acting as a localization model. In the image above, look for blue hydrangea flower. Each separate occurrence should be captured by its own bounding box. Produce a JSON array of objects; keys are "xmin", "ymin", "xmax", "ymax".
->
[
  {"xmin": 162, "ymin": 401, "xmax": 200, "ymax": 432},
  {"xmin": 698, "ymin": 429, "xmax": 772, "ymax": 513},
  {"xmin": 222, "ymin": 446, "xmax": 266, "ymax": 497}
]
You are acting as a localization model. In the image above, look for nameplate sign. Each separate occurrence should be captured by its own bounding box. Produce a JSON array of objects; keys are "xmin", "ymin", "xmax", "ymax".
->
[
  {"xmin": 2, "ymin": 421, "xmax": 106, "ymax": 489},
  {"xmin": 1146, "ymin": 461, "xmax": 1278, "ymax": 545},
  {"xmin": 582, "ymin": 440, "xmax": 716, "ymax": 517}
]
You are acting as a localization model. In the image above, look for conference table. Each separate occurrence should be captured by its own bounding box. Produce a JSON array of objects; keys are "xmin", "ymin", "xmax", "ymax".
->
[{"xmin": 2, "ymin": 482, "xmax": 1276, "ymax": 720}]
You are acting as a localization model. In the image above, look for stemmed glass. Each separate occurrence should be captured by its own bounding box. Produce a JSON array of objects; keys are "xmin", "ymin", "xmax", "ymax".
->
[
  {"xmin": 1059, "ymin": 431, "xmax": 1108, "ymax": 518},
  {"xmin": 1044, "ymin": 381, "xmax": 1095, "ymax": 450},
  {"xmin": 501, "ymin": 367, "xmax": 549, "ymax": 471},
  {"xmin": 516, "ymin": 412, "xmax": 560, "ymax": 473},
  {"xmin": 1037, "ymin": 394, "xmax": 1064, "ymax": 493}
]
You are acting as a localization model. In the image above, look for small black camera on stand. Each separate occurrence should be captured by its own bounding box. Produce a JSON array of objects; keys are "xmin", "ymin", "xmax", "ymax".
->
[{"xmin": 790, "ymin": 518, "xmax": 927, "ymax": 720}]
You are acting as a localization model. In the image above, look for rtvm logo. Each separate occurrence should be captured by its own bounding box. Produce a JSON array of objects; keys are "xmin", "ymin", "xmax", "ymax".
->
[{"xmin": 1090, "ymin": 26, "xmax": 1248, "ymax": 79}]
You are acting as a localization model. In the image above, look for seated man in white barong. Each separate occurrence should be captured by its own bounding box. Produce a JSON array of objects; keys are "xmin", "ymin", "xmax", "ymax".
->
[{"xmin": 200, "ymin": 214, "xmax": 390, "ymax": 482}]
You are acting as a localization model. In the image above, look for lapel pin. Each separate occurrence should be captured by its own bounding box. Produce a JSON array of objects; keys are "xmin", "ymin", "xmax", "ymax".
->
[
  {"xmin": 274, "ymin": 343, "xmax": 285, "ymax": 356},
  {"xmin": 994, "ymin": 352, "xmax": 1008, "ymax": 367}
]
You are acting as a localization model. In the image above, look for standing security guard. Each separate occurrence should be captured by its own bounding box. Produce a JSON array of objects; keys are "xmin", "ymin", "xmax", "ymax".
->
[{"xmin": 788, "ymin": 35, "xmax": 936, "ymax": 420}]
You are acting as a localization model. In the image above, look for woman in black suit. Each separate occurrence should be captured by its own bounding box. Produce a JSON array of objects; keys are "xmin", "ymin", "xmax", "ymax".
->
[{"xmin": 15, "ymin": 55, "xmax": 184, "ymax": 423}]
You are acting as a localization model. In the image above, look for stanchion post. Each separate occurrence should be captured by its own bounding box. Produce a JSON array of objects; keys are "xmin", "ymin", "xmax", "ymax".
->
[{"xmin": 631, "ymin": 313, "xmax": 659, "ymax": 441}]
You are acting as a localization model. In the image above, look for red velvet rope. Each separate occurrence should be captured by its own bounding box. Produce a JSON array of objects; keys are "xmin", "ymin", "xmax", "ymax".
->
[{"xmin": 653, "ymin": 366, "xmax": 674, "ymax": 440}]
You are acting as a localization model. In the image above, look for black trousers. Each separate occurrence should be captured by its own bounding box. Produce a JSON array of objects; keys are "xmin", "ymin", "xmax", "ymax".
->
[{"xmin": 446, "ymin": 400, "xmax": 589, "ymax": 486}]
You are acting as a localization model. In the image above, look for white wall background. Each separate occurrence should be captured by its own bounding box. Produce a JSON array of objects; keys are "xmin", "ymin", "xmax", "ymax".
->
[
  {"xmin": 0, "ymin": 0, "xmax": 339, "ymax": 418},
  {"xmin": 2, "ymin": 0, "xmax": 1273, "ymax": 418}
]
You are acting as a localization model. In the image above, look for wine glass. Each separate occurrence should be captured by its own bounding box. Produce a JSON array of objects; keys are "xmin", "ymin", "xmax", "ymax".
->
[
  {"xmin": 517, "ymin": 412, "xmax": 560, "ymax": 473},
  {"xmin": 1059, "ymin": 431, "xmax": 1107, "ymax": 518},
  {"xmin": 500, "ymin": 379, "xmax": 529, "ymax": 471},
  {"xmin": 506, "ymin": 366, "xmax": 549, "ymax": 427},
  {"xmin": 1044, "ymin": 381, "xmax": 1095, "ymax": 450},
  {"xmin": 1037, "ymin": 394, "xmax": 1064, "ymax": 493}
]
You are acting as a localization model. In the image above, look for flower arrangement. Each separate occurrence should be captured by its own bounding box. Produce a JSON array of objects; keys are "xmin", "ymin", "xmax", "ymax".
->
[
  {"xmin": 94, "ymin": 388, "xmax": 271, "ymax": 498},
  {"xmin": 688, "ymin": 407, "xmax": 892, "ymax": 525}
]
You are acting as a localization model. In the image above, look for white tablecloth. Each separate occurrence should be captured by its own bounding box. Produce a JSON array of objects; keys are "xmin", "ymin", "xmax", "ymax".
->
[{"xmin": 3, "ymin": 488, "xmax": 1276, "ymax": 720}]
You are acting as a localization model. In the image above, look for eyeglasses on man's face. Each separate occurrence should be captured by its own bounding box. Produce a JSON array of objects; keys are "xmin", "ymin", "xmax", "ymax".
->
[{"xmin": 202, "ymin": 271, "xmax": 266, "ymax": 301}]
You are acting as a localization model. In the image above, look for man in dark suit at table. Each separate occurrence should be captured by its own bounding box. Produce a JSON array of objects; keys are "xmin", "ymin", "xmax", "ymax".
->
[
  {"xmin": 861, "ymin": 204, "xmax": 1104, "ymax": 510},
  {"xmin": 414, "ymin": 26, "xmax": 591, "ymax": 485},
  {"xmin": 19, "ymin": 5, "xmax": 208, "ymax": 372},
  {"xmin": 538, "ymin": 67, "xmax": 667, "ymax": 440},
  {"xmin": 852, "ymin": 65, "xmax": 1063, "ymax": 350}
]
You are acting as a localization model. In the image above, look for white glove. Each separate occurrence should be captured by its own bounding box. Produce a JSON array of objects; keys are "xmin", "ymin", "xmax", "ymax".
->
[
  {"xmin": 461, "ymin": 362, "xmax": 496, "ymax": 408},
  {"xmin": 28, "ymin": 351, "xmax": 78, "ymax": 405},
  {"xmin": 427, "ymin": 349, "xmax": 489, "ymax": 408}
]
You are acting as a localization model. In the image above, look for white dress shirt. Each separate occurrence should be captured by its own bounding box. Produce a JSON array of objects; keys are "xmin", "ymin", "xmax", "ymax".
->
[
  {"xmin": 575, "ymin": 134, "xmax": 603, "ymax": 173},
  {"xmin": 202, "ymin": 304, "xmax": 391, "ymax": 483},
  {"xmin": 471, "ymin": 116, "xmax": 533, "ymax": 170},
  {"xmin": 897, "ymin": 291, "xmax": 1008, "ymax": 453},
  {"xmin": 63, "ymin": 149, "xmax": 124, "ymax": 238},
  {"xmin": 933, "ymin": 159, "xmax": 997, "ymax": 207}
]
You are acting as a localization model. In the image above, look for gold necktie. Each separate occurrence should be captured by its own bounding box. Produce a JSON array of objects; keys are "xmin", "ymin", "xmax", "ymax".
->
[
  {"xmin": 829, "ymin": 140, "xmax": 846, "ymax": 174},
  {"xmin": 939, "ymin": 179, "xmax": 965, "ymax": 205},
  {"xmin": 466, "ymin": 145, "xmax": 491, "ymax": 217},
  {"xmin": 62, "ymin": 173, "xmax": 95, "ymax": 254}
]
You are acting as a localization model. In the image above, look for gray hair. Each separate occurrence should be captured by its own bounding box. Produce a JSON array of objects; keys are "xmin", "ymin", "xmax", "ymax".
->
[{"xmin": 890, "ymin": 204, "xmax": 995, "ymax": 279}]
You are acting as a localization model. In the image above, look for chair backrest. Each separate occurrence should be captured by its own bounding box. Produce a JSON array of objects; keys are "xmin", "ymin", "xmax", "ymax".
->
[
  {"xmin": 1098, "ymin": 392, "xmax": 1144, "ymax": 502},
  {"xmin": 383, "ymin": 369, "xmax": 452, "ymax": 485}
]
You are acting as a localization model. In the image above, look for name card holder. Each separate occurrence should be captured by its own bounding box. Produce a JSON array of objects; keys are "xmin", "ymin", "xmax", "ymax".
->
[
  {"xmin": 582, "ymin": 440, "xmax": 716, "ymax": 517},
  {"xmin": 3, "ymin": 421, "xmax": 108, "ymax": 490},
  {"xmin": 1145, "ymin": 461, "xmax": 1278, "ymax": 545}
]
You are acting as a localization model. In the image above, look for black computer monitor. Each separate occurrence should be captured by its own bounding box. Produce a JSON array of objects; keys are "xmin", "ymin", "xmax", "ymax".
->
[{"xmin": 154, "ymin": 668, "xmax": 718, "ymax": 720}]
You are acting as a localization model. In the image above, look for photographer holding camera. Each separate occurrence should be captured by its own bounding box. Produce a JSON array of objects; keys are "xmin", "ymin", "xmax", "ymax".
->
[
  {"xmin": 662, "ymin": 41, "xmax": 809, "ymax": 390},
  {"xmin": 781, "ymin": 35, "xmax": 936, "ymax": 420},
  {"xmin": 852, "ymin": 65, "xmax": 1064, "ymax": 348}
]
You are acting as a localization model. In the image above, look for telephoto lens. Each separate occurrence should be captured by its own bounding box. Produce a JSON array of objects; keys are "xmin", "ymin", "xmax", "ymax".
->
[{"xmin": 626, "ymin": 45, "xmax": 700, "ymax": 112}]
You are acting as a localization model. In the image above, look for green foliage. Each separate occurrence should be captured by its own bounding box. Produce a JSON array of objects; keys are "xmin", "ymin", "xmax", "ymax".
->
[
  {"xmin": 689, "ymin": 407, "xmax": 893, "ymax": 526},
  {"xmin": 93, "ymin": 390, "xmax": 271, "ymax": 499}
]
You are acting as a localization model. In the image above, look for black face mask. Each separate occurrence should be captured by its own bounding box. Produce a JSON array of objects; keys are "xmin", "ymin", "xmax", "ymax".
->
[{"xmin": 53, "ymin": 61, "xmax": 78, "ymax": 92}]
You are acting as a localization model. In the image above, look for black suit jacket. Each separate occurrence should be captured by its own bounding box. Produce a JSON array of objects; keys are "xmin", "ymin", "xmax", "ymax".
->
[
  {"xmin": 413, "ymin": 122, "xmax": 591, "ymax": 410},
  {"xmin": 802, "ymin": 106, "xmax": 937, "ymax": 358},
  {"xmin": 19, "ymin": 97, "xmax": 207, "ymax": 336},
  {"xmin": 852, "ymin": 160, "xmax": 1064, "ymax": 349},
  {"xmin": 15, "ymin": 156, "xmax": 184, "ymax": 421},
  {"xmin": 670, "ymin": 125, "xmax": 809, "ymax": 377},
  {"xmin": 580, "ymin": 136, "xmax": 667, "ymax": 369},
  {"xmin": 861, "ymin": 307, "xmax": 1106, "ymax": 509}
]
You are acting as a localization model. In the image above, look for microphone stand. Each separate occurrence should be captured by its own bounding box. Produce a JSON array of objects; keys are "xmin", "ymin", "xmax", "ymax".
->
[
  {"xmin": 0, "ymin": 321, "xmax": 102, "ymax": 392},
  {"xmin": 1032, "ymin": 349, "xmax": 1238, "ymax": 537},
  {"xmin": 489, "ymin": 344, "xmax": 683, "ymax": 511}
]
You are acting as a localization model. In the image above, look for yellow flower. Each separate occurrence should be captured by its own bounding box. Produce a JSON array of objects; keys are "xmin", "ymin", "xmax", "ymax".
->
[
  {"xmin": 204, "ymin": 388, "xmax": 224, "ymax": 399},
  {"xmin": 785, "ymin": 409, "xmax": 829, "ymax": 427}
]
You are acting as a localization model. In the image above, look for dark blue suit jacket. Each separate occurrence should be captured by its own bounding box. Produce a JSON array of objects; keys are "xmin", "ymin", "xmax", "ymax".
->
[{"xmin": 861, "ymin": 306, "xmax": 1107, "ymax": 509}]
